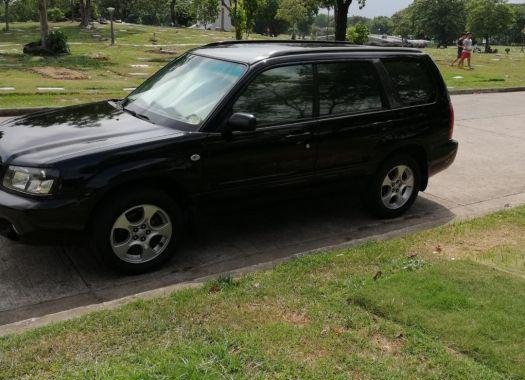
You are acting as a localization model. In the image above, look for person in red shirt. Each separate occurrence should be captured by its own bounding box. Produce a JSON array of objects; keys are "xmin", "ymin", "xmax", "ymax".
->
[{"xmin": 458, "ymin": 33, "xmax": 474, "ymax": 70}]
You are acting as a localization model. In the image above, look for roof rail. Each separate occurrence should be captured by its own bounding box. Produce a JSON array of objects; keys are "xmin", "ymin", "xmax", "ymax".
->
[{"xmin": 202, "ymin": 39, "xmax": 357, "ymax": 47}]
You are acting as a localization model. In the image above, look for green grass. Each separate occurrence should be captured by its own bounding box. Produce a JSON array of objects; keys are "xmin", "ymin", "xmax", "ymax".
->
[
  {"xmin": 1, "ymin": 206, "xmax": 524, "ymax": 379},
  {"xmin": 0, "ymin": 22, "xmax": 265, "ymax": 108},
  {"xmin": 425, "ymin": 46, "xmax": 525, "ymax": 90},
  {"xmin": 1, "ymin": 22, "xmax": 525, "ymax": 109}
]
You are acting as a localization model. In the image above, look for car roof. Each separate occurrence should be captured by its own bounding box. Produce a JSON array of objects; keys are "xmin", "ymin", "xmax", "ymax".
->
[{"xmin": 191, "ymin": 40, "xmax": 423, "ymax": 64}]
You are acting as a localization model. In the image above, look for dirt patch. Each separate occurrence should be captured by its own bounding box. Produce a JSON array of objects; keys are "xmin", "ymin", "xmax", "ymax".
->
[
  {"xmin": 421, "ymin": 225, "xmax": 524, "ymax": 261},
  {"xmin": 371, "ymin": 333, "xmax": 405, "ymax": 354},
  {"xmin": 281, "ymin": 310, "xmax": 309, "ymax": 326},
  {"xmin": 32, "ymin": 66, "xmax": 90, "ymax": 80}
]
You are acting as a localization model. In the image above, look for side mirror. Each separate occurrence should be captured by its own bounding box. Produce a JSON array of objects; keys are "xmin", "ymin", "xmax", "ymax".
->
[{"xmin": 228, "ymin": 113, "xmax": 257, "ymax": 132}]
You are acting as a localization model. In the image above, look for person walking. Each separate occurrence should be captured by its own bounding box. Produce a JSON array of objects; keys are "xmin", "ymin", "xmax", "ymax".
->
[
  {"xmin": 451, "ymin": 33, "xmax": 466, "ymax": 66},
  {"xmin": 458, "ymin": 33, "xmax": 474, "ymax": 70}
]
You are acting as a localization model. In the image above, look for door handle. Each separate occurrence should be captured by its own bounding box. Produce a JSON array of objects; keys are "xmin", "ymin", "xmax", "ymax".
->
[{"xmin": 285, "ymin": 131, "xmax": 311, "ymax": 139}]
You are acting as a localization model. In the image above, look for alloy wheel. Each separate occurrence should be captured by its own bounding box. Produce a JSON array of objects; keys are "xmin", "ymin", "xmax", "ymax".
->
[
  {"xmin": 380, "ymin": 165, "xmax": 415, "ymax": 210},
  {"xmin": 110, "ymin": 204, "xmax": 173, "ymax": 264}
]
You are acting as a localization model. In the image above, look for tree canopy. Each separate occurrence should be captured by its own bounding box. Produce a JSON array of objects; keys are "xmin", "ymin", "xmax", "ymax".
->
[{"xmin": 467, "ymin": 0, "xmax": 515, "ymax": 51}]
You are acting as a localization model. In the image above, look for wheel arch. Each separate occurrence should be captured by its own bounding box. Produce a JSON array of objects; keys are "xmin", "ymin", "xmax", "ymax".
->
[{"xmin": 85, "ymin": 176, "xmax": 191, "ymax": 231}]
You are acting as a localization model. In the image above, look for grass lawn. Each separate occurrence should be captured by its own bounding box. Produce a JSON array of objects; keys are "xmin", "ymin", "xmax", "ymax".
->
[
  {"xmin": 426, "ymin": 46, "xmax": 525, "ymax": 91},
  {"xmin": 1, "ymin": 22, "xmax": 525, "ymax": 109},
  {"xmin": 0, "ymin": 22, "xmax": 256, "ymax": 109},
  {"xmin": 1, "ymin": 206, "xmax": 524, "ymax": 379}
]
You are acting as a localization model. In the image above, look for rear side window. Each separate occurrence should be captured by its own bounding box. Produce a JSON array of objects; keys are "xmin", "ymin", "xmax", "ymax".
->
[
  {"xmin": 233, "ymin": 64, "xmax": 314, "ymax": 127},
  {"xmin": 382, "ymin": 59, "xmax": 436, "ymax": 105},
  {"xmin": 317, "ymin": 61, "xmax": 384, "ymax": 116}
]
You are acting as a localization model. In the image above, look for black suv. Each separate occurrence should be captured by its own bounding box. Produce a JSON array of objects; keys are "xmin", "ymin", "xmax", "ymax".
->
[{"xmin": 0, "ymin": 41, "xmax": 458, "ymax": 273}]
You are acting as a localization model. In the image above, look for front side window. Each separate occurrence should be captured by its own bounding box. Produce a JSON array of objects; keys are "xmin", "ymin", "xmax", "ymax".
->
[
  {"xmin": 382, "ymin": 59, "xmax": 436, "ymax": 105},
  {"xmin": 125, "ymin": 54, "xmax": 246, "ymax": 127},
  {"xmin": 233, "ymin": 65, "xmax": 314, "ymax": 127},
  {"xmin": 317, "ymin": 61, "xmax": 384, "ymax": 116}
]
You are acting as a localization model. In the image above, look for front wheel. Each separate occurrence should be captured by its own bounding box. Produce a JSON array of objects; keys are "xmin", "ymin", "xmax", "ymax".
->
[
  {"xmin": 365, "ymin": 155, "xmax": 421, "ymax": 218},
  {"xmin": 91, "ymin": 188, "xmax": 183, "ymax": 274}
]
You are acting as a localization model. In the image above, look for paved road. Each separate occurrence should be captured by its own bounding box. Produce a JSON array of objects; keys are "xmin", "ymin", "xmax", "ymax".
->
[{"xmin": 1, "ymin": 92, "xmax": 524, "ymax": 326}]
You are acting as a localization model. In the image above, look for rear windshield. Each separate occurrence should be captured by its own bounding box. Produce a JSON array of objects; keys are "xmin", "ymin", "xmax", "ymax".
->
[{"xmin": 382, "ymin": 59, "xmax": 436, "ymax": 105}]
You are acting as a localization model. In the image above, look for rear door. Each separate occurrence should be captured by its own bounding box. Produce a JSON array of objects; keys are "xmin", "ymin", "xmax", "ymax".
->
[{"xmin": 313, "ymin": 59, "xmax": 391, "ymax": 180}]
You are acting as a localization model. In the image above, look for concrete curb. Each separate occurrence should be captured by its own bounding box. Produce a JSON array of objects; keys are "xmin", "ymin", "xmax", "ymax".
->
[
  {"xmin": 0, "ymin": 87, "xmax": 525, "ymax": 117},
  {"xmin": 448, "ymin": 86, "xmax": 525, "ymax": 95}
]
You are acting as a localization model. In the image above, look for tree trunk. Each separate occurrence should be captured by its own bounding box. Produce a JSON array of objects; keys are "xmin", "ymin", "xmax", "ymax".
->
[
  {"xmin": 484, "ymin": 35, "xmax": 490, "ymax": 53},
  {"xmin": 37, "ymin": 0, "xmax": 49, "ymax": 47},
  {"xmin": 4, "ymin": 0, "xmax": 9, "ymax": 32},
  {"xmin": 170, "ymin": 0, "xmax": 177, "ymax": 26},
  {"xmin": 334, "ymin": 0, "xmax": 350, "ymax": 41},
  {"xmin": 79, "ymin": 0, "xmax": 92, "ymax": 28}
]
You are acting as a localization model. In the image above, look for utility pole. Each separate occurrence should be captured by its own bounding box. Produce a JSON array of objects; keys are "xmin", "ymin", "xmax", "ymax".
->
[{"xmin": 107, "ymin": 7, "xmax": 115, "ymax": 45}]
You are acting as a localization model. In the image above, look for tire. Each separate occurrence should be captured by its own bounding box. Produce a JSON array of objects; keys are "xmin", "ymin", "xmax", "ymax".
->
[
  {"xmin": 364, "ymin": 155, "xmax": 421, "ymax": 218},
  {"xmin": 91, "ymin": 188, "xmax": 183, "ymax": 274}
]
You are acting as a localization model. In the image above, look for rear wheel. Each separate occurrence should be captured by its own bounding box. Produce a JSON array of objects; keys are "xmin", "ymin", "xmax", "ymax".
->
[
  {"xmin": 365, "ymin": 155, "xmax": 421, "ymax": 218},
  {"xmin": 92, "ymin": 188, "xmax": 183, "ymax": 274}
]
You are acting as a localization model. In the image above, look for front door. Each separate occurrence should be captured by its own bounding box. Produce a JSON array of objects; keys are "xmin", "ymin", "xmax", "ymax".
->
[{"xmin": 203, "ymin": 64, "xmax": 318, "ymax": 194}]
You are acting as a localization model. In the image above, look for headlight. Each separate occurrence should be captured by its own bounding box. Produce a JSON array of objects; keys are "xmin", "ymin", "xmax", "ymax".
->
[{"xmin": 3, "ymin": 166, "xmax": 58, "ymax": 195}]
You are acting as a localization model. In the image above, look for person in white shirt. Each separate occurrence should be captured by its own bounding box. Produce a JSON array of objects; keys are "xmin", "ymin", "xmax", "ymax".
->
[{"xmin": 459, "ymin": 33, "xmax": 473, "ymax": 70}]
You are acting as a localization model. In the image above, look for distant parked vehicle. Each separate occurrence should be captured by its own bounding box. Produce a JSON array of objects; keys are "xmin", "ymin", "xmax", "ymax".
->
[
  {"xmin": 368, "ymin": 35, "xmax": 429, "ymax": 48},
  {"xmin": 99, "ymin": 18, "xmax": 108, "ymax": 24},
  {"xmin": 368, "ymin": 34, "xmax": 404, "ymax": 47},
  {"xmin": 407, "ymin": 39, "xmax": 430, "ymax": 48}
]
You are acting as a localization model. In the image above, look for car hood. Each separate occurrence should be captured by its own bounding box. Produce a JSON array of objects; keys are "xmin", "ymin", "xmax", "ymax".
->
[{"xmin": 0, "ymin": 101, "xmax": 185, "ymax": 165}]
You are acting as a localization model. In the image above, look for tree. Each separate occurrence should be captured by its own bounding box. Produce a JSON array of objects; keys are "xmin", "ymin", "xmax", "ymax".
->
[
  {"xmin": 170, "ymin": 0, "xmax": 177, "ymax": 25},
  {"xmin": 409, "ymin": 0, "xmax": 466, "ymax": 45},
  {"xmin": 194, "ymin": 0, "xmax": 220, "ymax": 29},
  {"xmin": 276, "ymin": 0, "xmax": 308, "ymax": 39},
  {"xmin": 346, "ymin": 20, "xmax": 368, "ymax": 43},
  {"xmin": 78, "ymin": 0, "xmax": 91, "ymax": 27},
  {"xmin": 467, "ymin": 0, "xmax": 515, "ymax": 52},
  {"xmin": 507, "ymin": 4, "xmax": 525, "ymax": 44},
  {"xmin": 392, "ymin": 7, "xmax": 414, "ymax": 40},
  {"xmin": 369, "ymin": 16, "xmax": 394, "ymax": 35},
  {"xmin": 3, "ymin": 0, "xmax": 11, "ymax": 32},
  {"xmin": 322, "ymin": 0, "xmax": 366, "ymax": 41},
  {"xmin": 254, "ymin": 0, "xmax": 287, "ymax": 36},
  {"xmin": 37, "ymin": 0, "xmax": 49, "ymax": 47},
  {"xmin": 221, "ymin": 0, "xmax": 244, "ymax": 39}
]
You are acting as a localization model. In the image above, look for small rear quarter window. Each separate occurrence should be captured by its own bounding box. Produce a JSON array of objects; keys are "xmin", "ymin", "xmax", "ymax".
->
[{"xmin": 382, "ymin": 59, "xmax": 436, "ymax": 105}]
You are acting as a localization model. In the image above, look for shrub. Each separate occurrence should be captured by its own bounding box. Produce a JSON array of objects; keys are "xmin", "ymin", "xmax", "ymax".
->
[
  {"xmin": 46, "ymin": 30, "xmax": 70, "ymax": 55},
  {"xmin": 23, "ymin": 30, "xmax": 70, "ymax": 56},
  {"xmin": 346, "ymin": 22, "xmax": 370, "ymax": 45}
]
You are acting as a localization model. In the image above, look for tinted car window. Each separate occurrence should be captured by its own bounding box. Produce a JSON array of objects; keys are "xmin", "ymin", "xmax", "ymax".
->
[
  {"xmin": 233, "ymin": 65, "xmax": 314, "ymax": 126},
  {"xmin": 317, "ymin": 61, "xmax": 383, "ymax": 116},
  {"xmin": 382, "ymin": 59, "xmax": 436, "ymax": 105}
]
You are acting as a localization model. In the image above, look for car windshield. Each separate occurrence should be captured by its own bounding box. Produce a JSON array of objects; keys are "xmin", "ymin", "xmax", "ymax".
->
[{"xmin": 124, "ymin": 54, "xmax": 246, "ymax": 127}]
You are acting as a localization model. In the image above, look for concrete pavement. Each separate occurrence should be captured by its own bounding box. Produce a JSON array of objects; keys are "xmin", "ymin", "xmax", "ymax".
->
[{"xmin": 0, "ymin": 91, "xmax": 524, "ymax": 327}]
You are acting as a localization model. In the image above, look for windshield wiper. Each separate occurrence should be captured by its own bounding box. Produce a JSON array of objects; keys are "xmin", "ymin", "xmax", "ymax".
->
[{"xmin": 123, "ymin": 107, "xmax": 153, "ymax": 123}]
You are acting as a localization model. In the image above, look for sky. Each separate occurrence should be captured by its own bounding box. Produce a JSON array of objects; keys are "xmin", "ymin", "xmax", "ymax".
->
[{"xmin": 344, "ymin": 0, "xmax": 525, "ymax": 18}]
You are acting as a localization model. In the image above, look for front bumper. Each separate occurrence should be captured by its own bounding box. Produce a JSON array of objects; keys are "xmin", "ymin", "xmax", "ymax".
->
[
  {"xmin": 429, "ymin": 139, "xmax": 458, "ymax": 177},
  {"xmin": 0, "ymin": 189, "xmax": 90, "ymax": 241}
]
